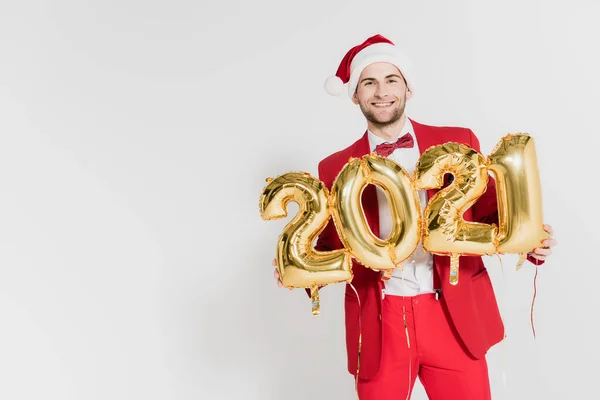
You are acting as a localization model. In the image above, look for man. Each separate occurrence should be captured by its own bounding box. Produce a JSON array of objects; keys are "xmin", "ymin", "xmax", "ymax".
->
[{"xmin": 273, "ymin": 34, "xmax": 557, "ymax": 399}]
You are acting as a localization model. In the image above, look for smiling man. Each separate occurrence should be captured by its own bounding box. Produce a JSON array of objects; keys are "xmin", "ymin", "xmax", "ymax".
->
[{"xmin": 275, "ymin": 34, "xmax": 557, "ymax": 399}]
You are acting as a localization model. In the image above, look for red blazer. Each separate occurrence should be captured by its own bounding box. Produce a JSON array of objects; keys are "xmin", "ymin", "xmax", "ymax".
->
[{"xmin": 314, "ymin": 119, "xmax": 541, "ymax": 379}]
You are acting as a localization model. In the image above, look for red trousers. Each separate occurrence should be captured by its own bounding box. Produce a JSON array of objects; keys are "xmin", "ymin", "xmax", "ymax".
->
[{"xmin": 357, "ymin": 293, "xmax": 492, "ymax": 400}]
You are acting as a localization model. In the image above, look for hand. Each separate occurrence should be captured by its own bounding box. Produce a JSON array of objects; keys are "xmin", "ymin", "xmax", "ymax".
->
[
  {"xmin": 529, "ymin": 224, "xmax": 557, "ymax": 262},
  {"xmin": 273, "ymin": 259, "xmax": 293, "ymax": 290}
]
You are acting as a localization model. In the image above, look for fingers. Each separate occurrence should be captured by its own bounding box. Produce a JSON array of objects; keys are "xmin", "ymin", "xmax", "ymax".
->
[
  {"xmin": 273, "ymin": 267, "xmax": 282, "ymax": 287},
  {"xmin": 534, "ymin": 247, "xmax": 552, "ymax": 256},
  {"xmin": 272, "ymin": 258, "xmax": 298, "ymax": 291},
  {"xmin": 273, "ymin": 259, "xmax": 282, "ymax": 287},
  {"xmin": 543, "ymin": 224, "xmax": 556, "ymax": 241},
  {"xmin": 529, "ymin": 225, "xmax": 556, "ymax": 262},
  {"xmin": 273, "ymin": 266, "xmax": 291, "ymax": 289},
  {"xmin": 529, "ymin": 245, "xmax": 550, "ymax": 261},
  {"xmin": 540, "ymin": 224, "xmax": 557, "ymax": 251}
]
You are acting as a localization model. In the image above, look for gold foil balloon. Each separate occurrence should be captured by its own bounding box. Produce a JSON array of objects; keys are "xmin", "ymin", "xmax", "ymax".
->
[
  {"xmin": 259, "ymin": 172, "xmax": 352, "ymax": 316},
  {"xmin": 414, "ymin": 143, "xmax": 497, "ymax": 285},
  {"xmin": 330, "ymin": 154, "xmax": 422, "ymax": 273},
  {"xmin": 487, "ymin": 133, "xmax": 549, "ymax": 269}
]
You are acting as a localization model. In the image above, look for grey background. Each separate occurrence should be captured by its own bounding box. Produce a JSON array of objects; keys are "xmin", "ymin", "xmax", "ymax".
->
[{"xmin": 0, "ymin": 0, "xmax": 597, "ymax": 399}]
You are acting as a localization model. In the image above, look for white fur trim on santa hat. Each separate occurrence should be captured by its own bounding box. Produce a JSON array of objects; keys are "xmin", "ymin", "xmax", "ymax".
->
[
  {"xmin": 347, "ymin": 43, "xmax": 414, "ymax": 97},
  {"xmin": 324, "ymin": 75, "xmax": 344, "ymax": 96}
]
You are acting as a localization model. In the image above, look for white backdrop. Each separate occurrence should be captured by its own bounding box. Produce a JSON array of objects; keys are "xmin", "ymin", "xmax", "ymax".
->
[{"xmin": 0, "ymin": 1, "xmax": 598, "ymax": 399}]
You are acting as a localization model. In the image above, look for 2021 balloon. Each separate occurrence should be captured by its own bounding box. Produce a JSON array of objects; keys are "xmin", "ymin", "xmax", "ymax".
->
[{"xmin": 261, "ymin": 133, "xmax": 547, "ymax": 295}]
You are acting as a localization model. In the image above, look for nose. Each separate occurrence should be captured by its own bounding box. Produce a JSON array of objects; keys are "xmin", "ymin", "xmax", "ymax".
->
[{"xmin": 374, "ymin": 84, "xmax": 388, "ymax": 98}]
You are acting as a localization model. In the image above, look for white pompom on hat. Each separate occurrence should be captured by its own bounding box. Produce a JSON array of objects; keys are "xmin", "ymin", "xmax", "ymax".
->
[
  {"xmin": 324, "ymin": 75, "xmax": 345, "ymax": 96},
  {"xmin": 324, "ymin": 34, "xmax": 414, "ymax": 97}
]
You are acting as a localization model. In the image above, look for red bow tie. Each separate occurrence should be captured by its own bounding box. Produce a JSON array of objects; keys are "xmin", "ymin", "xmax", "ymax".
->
[{"xmin": 374, "ymin": 133, "xmax": 414, "ymax": 157}]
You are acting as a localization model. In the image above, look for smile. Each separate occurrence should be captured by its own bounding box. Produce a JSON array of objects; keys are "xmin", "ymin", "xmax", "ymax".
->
[{"xmin": 372, "ymin": 101, "xmax": 394, "ymax": 107}]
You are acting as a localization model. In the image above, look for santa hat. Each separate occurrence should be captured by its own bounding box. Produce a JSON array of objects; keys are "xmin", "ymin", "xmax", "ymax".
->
[{"xmin": 324, "ymin": 34, "xmax": 414, "ymax": 97}]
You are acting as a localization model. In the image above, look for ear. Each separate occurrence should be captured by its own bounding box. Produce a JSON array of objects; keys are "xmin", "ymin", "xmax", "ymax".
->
[
  {"xmin": 351, "ymin": 91, "xmax": 359, "ymax": 105},
  {"xmin": 406, "ymin": 88, "xmax": 413, "ymax": 100}
]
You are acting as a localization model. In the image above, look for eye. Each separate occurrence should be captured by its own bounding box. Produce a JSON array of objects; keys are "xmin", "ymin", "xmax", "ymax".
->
[
  {"xmin": 388, "ymin": 79, "xmax": 398, "ymax": 83},
  {"xmin": 364, "ymin": 82, "xmax": 373, "ymax": 86}
]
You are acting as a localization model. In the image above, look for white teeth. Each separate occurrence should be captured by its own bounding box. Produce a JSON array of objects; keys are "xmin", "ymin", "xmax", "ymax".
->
[{"xmin": 374, "ymin": 102, "xmax": 392, "ymax": 107}]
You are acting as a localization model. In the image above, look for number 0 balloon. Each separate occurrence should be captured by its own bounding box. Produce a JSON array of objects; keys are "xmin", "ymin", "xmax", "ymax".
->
[{"xmin": 330, "ymin": 154, "xmax": 422, "ymax": 274}]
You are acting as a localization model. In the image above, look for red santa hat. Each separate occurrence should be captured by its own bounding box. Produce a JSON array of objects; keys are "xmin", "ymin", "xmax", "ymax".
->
[{"xmin": 324, "ymin": 34, "xmax": 414, "ymax": 97}]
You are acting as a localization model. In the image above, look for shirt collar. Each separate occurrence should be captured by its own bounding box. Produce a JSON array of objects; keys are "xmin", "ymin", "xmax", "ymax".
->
[{"xmin": 367, "ymin": 117, "xmax": 416, "ymax": 152}]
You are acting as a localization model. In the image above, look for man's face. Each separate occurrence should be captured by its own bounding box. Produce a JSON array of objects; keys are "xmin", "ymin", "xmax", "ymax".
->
[{"xmin": 352, "ymin": 62, "xmax": 412, "ymax": 128}]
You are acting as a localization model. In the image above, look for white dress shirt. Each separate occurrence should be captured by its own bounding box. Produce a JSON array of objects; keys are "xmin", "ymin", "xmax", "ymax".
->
[{"xmin": 367, "ymin": 118, "xmax": 434, "ymax": 297}]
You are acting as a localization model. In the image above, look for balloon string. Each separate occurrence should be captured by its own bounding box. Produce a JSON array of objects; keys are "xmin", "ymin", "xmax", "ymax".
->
[
  {"xmin": 531, "ymin": 267, "xmax": 538, "ymax": 339},
  {"xmin": 349, "ymin": 283, "xmax": 362, "ymax": 399}
]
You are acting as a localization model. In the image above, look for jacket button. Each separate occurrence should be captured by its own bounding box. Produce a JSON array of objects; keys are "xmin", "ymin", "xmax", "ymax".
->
[{"xmin": 379, "ymin": 313, "xmax": 382, "ymax": 321}]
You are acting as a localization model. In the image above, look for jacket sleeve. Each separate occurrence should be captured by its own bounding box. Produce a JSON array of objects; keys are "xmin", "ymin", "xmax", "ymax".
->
[{"xmin": 469, "ymin": 129, "xmax": 544, "ymax": 266}]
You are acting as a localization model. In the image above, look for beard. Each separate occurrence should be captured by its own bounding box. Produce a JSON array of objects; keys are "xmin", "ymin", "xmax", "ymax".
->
[{"xmin": 359, "ymin": 98, "xmax": 406, "ymax": 129}]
